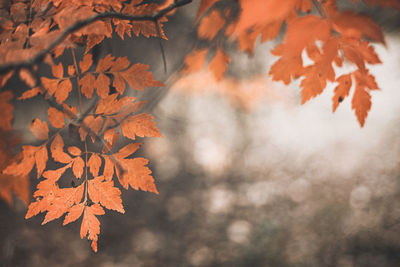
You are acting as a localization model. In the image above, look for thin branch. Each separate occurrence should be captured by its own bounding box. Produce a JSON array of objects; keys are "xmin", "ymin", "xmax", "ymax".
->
[{"xmin": 0, "ymin": 0, "xmax": 192, "ymax": 74}]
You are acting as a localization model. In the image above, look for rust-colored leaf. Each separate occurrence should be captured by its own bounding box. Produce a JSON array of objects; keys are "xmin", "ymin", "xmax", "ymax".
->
[
  {"xmin": 80, "ymin": 73, "xmax": 96, "ymax": 99},
  {"xmin": 79, "ymin": 53, "xmax": 93, "ymax": 73},
  {"xmin": 55, "ymin": 79, "xmax": 72, "ymax": 103},
  {"xmin": 198, "ymin": 9, "xmax": 225, "ymax": 40},
  {"xmin": 50, "ymin": 134, "xmax": 73, "ymax": 164},
  {"xmin": 72, "ymin": 157, "xmax": 84, "ymax": 179},
  {"xmin": 80, "ymin": 204, "xmax": 105, "ymax": 252},
  {"xmin": 209, "ymin": 48, "xmax": 231, "ymax": 81},
  {"xmin": 88, "ymin": 176, "xmax": 125, "ymax": 213},
  {"xmin": 52, "ymin": 63, "xmax": 64, "ymax": 79},
  {"xmin": 121, "ymin": 64, "xmax": 164, "ymax": 91},
  {"xmin": 48, "ymin": 107, "xmax": 65, "ymax": 128},
  {"xmin": 88, "ymin": 153, "xmax": 102, "ymax": 177},
  {"xmin": 120, "ymin": 113, "xmax": 162, "ymax": 140},
  {"xmin": 35, "ymin": 145, "xmax": 48, "ymax": 178},
  {"xmin": 332, "ymin": 74, "xmax": 352, "ymax": 112},
  {"xmin": 30, "ymin": 118, "xmax": 49, "ymax": 140}
]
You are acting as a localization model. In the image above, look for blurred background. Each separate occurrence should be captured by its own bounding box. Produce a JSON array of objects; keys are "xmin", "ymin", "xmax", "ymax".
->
[{"xmin": 2, "ymin": 1, "xmax": 400, "ymax": 266}]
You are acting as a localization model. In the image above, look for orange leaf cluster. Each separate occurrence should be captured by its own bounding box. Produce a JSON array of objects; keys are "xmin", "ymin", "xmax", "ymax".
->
[
  {"xmin": 186, "ymin": 0, "xmax": 390, "ymax": 126},
  {"xmin": 0, "ymin": 0, "xmax": 173, "ymax": 252}
]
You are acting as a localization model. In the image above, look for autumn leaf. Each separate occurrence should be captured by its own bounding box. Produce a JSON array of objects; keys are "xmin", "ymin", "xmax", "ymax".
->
[
  {"xmin": 79, "ymin": 53, "xmax": 93, "ymax": 73},
  {"xmin": 88, "ymin": 153, "xmax": 102, "ymax": 177},
  {"xmin": 332, "ymin": 74, "xmax": 352, "ymax": 112},
  {"xmin": 120, "ymin": 113, "xmax": 162, "ymax": 140},
  {"xmin": 52, "ymin": 63, "xmax": 64, "ymax": 79},
  {"xmin": 48, "ymin": 107, "xmax": 65, "ymax": 128},
  {"xmin": 72, "ymin": 157, "xmax": 84, "ymax": 179},
  {"xmin": 68, "ymin": 146, "xmax": 82, "ymax": 156},
  {"xmin": 51, "ymin": 134, "xmax": 73, "ymax": 164},
  {"xmin": 209, "ymin": 48, "xmax": 231, "ymax": 81},
  {"xmin": 88, "ymin": 176, "xmax": 125, "ymax": 213},
  {"xmin": 63, "ymin": 203, "xmax": 84, "ymax": 225},
  {"xmin": 120, "ymin": 63, "xmax": 164, "ymax": 91},
  {"xmin": 80, "ymin": 73, "xmax": 96, "ymax": 99},
  {"xmin": 30, "ymin": 118, "xmax": 49, "ymax": 140},
  {"xmin": 352, "ymin": 70, "xmax": 379, "ymax": 126},
  {"xmin": 198, "ymin": 9, "xmax": 225, "ymax": 40},
  {"xmin": 182, "ymin": 49, "xmax": 208, "ymax": 73},
  {"xmin": 35, "ymin": 145, "xmax": 48, "ymax": 178},
  {"xmin": 195, "ymin": 0, "xmax": 220, "ymax": 21},
  {"xmin": 80, "ymin": 204, "xmax": 105, "ymax": 252}
]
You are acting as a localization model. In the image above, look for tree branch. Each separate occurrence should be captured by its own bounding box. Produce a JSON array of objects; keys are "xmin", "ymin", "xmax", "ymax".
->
[{"xmin": 0, "ymin": 0, "xmax": 192, "ymax": 74}]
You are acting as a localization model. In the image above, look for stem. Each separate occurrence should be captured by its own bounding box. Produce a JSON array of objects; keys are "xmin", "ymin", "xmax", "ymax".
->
[
  {"xmin": 70, "ymin": 49, "xmax": 83, "ymax": 114},
  {"xmin": 84, "ymin": 140, "xmax": 88, "ymax": 203}
]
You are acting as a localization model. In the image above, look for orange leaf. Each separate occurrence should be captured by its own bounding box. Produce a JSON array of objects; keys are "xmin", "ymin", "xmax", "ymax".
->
[
  {"xmin": 198, "ymin": 9, "xmax": 225, "ymax": 40},
  {"xmin": 42, "ymin": 184, "xmax": 84, "ymax": 225},
  {"xmin": 195, "ymin": 0, "xmax": 220, "ymax": 21},
  {"xmin": 120, "ymin": 63, "xmax": 164, "ymax": 91},
  {"xmin": 48, "ymin": 107, "xmax": 65, "ymax": 128},
  {"xmin": 52, "ymin": 63, "xmax": 64, "ymax": 79},
  {"xmin": 80, "ymin": 73, "xmax": 96, "ymax": 99},
  {"xmin": 55, "ymin": 79, "xmax": 72, "ymax": 103},
  {"xmin": 182, "ymin": 49, "xmax": 208, "ymax": 73},
  {"xmin": 88, "ymin": 176, "xmax": 125, "ymax": 213},
  {"xmin": 30, "ymin": 118, "xmax": 49, "ymax": 140},
  {"xmin": 50, "ymin": 134, "xmax": 73, "ymax": 163},
  {"xmin": 235, "ymin": 0, "xmax": 296, "ymax": 34},
  {"xmin": 80, "ymin": 204, "xmax": 105, "ymax": 252},
  {"xmin": 68, "ymin": 65, "xmax": 75, "ymax": 76},
  {"xmin": 72, "ymin": 157, "xmax": 84, "ymax": 179},
  {"xmin": 63, "ymin": 203, "xmax": 84, "ymax": 225},
  {"xmin": 103, "ymin": 156, "xmax": 115, "ymax": 181},
  {"xmin": 35, "ymin": 145, "xmax": 48, "ymax": 178},
  {"xmin": 332, "ymin": 74, "xmax": 352, "ymax": 112},
  {"xmin": 352, "ymin": 70, "xmax": 379, "ymax": 126},
  {"xmin": 209, "ymin": 48, "xmax": 231, "ymax": 81},
  {"xmin": 88, "ymin": 153, "xmax": 102, "ymax": 177},
  {"xmin": 41, "ymin": 77, "xmax": 59, "ymax": 95},
  {"xmin": 79, "ymin": 115, "xmax": 103, "ymax": 142},
  {"xmin": 68, "ymin": 146, "xmax": 82, "ymax": 156},
  {"xmin": 95, "ymin": 73, "xmax": 110, "ymax": 98},
  {"xmin": 120, "ymin": 113, "xmax": 162, "ymax": 140},
  {"xmin": 117, "ymin": 158, "xmax": 158, "ymax": 194},
  {"xmin": 19, "ymin": 68, "xmax": 36, "ymax": 87},
  {"xmin": 0, "ymin": 91, "xmax": 14, "ymax": 131},
  {"xmin": 79, "ymin": 53, "xmax": 93, "ymax": 73},
  {"xmin": 114, "ymin": 143, "xmax": 142, "ymax": 159},
  {"xmin": 18, "ymin": 87, "xmax": 41, "ymax": 100}
]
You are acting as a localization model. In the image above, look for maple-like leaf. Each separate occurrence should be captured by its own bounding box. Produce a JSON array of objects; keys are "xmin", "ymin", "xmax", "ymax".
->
[
  {"xmin": 120, "ymin": 113, "xmax": 162, "ymax": 140},
  {"xmin": 41, "ymin": 184, "xmax": 84, "ymax": 225},
  {"xmin": 88, "ymin": 176, "xmax": 125, "ymax": 213},
  {"xmin": 332, "ymin": 74, "xmax": 352, "ymax": 112},
  {"xmin": 120, "ymin": 63, "xmax": 164, "ymax": 91},
  {"xmin": 352, "ymin": 70, "xmax": 379, "ymax": 126},
  {"xmin": 80, "ymin": 204, "xmax": 105, "ymax": 252}
]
